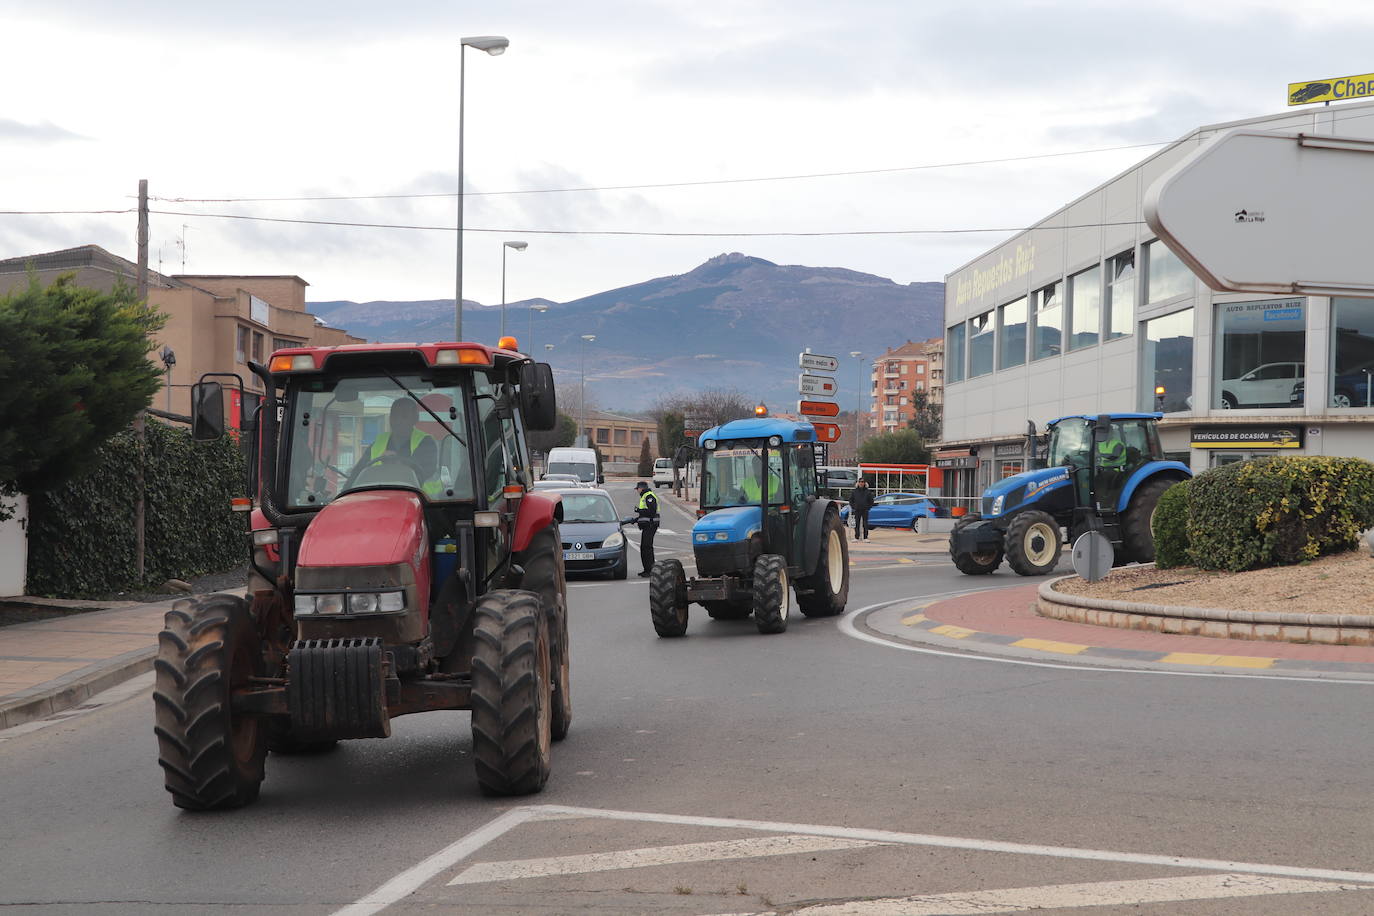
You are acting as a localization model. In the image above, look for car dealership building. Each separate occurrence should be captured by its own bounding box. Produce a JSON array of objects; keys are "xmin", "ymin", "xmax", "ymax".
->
[{"xmin": 935, "ymin": 98, "xmax": 1374, "ymax": 501}]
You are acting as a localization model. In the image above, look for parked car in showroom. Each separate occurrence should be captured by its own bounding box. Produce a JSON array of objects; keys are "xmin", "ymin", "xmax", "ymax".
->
[
  {"xmin": 558, "ymin": 488, "xmax": 628, "ymax": 579},
  {"xmin": 1216, "ymin": 361, "xmax": 1304, "ymax": 408},
  {"xmin": 1291, "ymin": 362, "xmax": 1374, "ymax": 408},
  {"xmin": 840, "ymin": 492, "xmax": 944, "ymax": 529}
]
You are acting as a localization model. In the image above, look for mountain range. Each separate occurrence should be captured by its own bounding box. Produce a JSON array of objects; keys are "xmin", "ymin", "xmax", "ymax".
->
[{"xmin": 309, "ymin": 253, "xmax": 945, "ymax": 412}]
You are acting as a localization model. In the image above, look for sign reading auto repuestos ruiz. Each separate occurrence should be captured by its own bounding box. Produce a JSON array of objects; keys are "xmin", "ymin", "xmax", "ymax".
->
[{"xmin": 1190, "ymin": 427, "xmax": 1303, "ymax": 449}]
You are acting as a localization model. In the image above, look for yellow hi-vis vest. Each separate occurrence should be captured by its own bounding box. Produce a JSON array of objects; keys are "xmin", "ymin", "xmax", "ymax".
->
[
  {"xmin": 370, "ymin": 429, "xmax": 442, "ymax": 495},
  {"xmin": 638, "ymin": 489, "xmax": 658, "ymax": 514},
  {"xmin": 739, "ymin": 474, "xmax": 780, "ymax": 502}
]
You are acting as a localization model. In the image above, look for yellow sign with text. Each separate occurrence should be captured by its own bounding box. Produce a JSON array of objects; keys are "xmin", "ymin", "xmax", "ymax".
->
[{"xmin": 1288, "ymin": 73, "xmax": 1374, "ymax": 106}]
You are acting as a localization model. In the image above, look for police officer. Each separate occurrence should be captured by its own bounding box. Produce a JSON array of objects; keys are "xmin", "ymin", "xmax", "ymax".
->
[{"xmin": 623, "ymin": 480, "xmax": 660, "ymax": 577}]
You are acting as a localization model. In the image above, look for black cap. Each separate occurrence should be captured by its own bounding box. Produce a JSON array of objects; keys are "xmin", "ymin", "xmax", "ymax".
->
[{"xmin": 635, "ymin": 480, "xmax": 649, "ymax": 490}]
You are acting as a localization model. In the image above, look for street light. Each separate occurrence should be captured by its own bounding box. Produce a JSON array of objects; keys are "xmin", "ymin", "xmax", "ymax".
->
[
  {"xmin": 455, "ymin": 34, "xmax": 510, "ymax": 341},
  {"xmin": 529, "ymin": 303, "xmax": 548, "ymax": 351},
  {"xmin": 850, "ymin": 351, "xmax": 863, "ymax": 457},
  {"xmin": 580, "ymin": 334, "xmax": 596, "ymax": 447},
  {"xmin": 500, "ymin": 240, "xmax": 528, "ymax": 339}
]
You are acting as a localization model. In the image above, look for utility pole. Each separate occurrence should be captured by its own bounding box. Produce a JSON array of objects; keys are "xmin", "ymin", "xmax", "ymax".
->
[{"xmin": 134, "ymin": 180, "xmax": 149, "ymax": 582}]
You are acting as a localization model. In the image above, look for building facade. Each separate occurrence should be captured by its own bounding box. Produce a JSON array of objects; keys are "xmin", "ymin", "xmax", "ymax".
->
[
  {"xmin": 869, "ymin": 338, "xmax": 942, "ymax": 431},
  {"xmin": 937, "ymin": 100, "xmax": 1374, "ymax": 501},
  {"xmin": 584, "ymin": 409, "xmax": 659, "ymax": 465},
  {"xmin": 0, "ymin": 246, "xmax": 364, "ymax": 423}
]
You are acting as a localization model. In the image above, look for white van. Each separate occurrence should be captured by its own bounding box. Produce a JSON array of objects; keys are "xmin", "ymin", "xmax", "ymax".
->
[
  {"xmin": 545, "ymin": 447, "xmax": 600, "ymax": 484},
  {"xmin": 652, "ymin": 457, "xmax": 673, "ymax": 486}
]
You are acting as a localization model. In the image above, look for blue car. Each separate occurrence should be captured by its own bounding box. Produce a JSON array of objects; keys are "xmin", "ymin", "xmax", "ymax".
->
[{"xmin": 840, "ymin": 492, "xmax": 943, "ymax": 530}]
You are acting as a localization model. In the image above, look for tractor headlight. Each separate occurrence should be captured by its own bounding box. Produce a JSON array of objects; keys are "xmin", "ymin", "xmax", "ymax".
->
[
  {"xmin": 991, "ymin": 494, "xmax": 1005, "ymax": 516},
  {"xmin": 714, "ymin": 531, "xmax": 730, "ymax": 540},
  {"xmin": 602, "ymin": 531, "xmax": 624, "ymax": 549},
  {"xmin": 695, "ymin": 532, "xmax": 709, "ymax": 543},
  {"xmin": 294, "ymin": 591, "xmax": 405, "ymax": 617}
]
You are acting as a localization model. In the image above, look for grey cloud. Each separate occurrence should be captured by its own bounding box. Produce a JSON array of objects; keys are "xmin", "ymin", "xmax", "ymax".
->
[{"xmin": 0, "ymin": 119, "xmax": 87, "ymax": 143}]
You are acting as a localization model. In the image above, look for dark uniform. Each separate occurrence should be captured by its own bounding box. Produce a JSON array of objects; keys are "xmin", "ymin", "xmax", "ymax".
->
[{"xmin": 628, "ymin": 481, "xmax": 660, "ymax": 576}]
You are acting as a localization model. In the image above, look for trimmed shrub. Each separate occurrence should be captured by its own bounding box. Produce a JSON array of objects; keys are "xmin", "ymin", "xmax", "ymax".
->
[
  {"xmin": 1185, "ymin": 456, "xmax": 1374, "ymax": 572},
  {"xmin": 26, "ymin": 420, "xmax": 247, "ymax": 597},
  {"xmin": 1151, "ymin": 479, "xmax": 1191, "ymax": 569}
]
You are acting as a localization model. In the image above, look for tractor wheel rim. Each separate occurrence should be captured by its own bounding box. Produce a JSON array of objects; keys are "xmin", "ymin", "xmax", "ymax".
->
[
  {"xmin": 826, "ymin": 529, "xmax": 843, "ymax": 588},
  {"xmin": 1024, "ymin": 522, "xmax": 1056, "ymax": 565},
  {"xmin": 779, "ymin": 569, "xmax": 789, "ymax": 621}
]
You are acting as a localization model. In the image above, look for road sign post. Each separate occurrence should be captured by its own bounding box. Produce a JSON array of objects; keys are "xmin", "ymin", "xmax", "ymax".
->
[
  {"xmin": 798, "ymin": 399, "xmax": 840, "ymax": 417},
  {"xmin": 798, "ymin": 373, "xmax": 838, "ymax": 399},
  {"xmin": 812, "ymin": 422, "xmax": 842, "ymax": 443},
  {"xmin": 798, "ymin": 352, "xmax": 840, "ymax": 373}
]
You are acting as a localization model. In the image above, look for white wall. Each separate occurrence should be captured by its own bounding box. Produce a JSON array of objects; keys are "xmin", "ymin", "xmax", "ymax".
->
[{"xmin": 0, "ymin": 495, "xmax": 27, "ymax": 598}]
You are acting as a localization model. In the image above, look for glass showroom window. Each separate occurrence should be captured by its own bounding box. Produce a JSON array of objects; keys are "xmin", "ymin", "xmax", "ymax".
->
[
  {"xmin": 1213, "ymin": 298, "xmax": 1305, "ymax": 409},
  {"xmin": 968, "ymin": 310, "xmax": 994, "ymax": 378},
  {"xmin": 1105, "ymin": 250, "xmax": 1135, "ymax": 340},
  {"xmin": 1068, "ymin": 265, "xmax": 1101, "ymax": 351},
  {"xmin": 946, "ymin": 323, "xmax": 966, "ymax": 383},
  {"xmin": 1329, "ymin": 297, "xmax": 1374, "ymax": 409},
  {"xmin": 1139, "ymin": 308, "xmax": 1193, "ymax": 412},
  {"xmin": 1031, "ymin": 281, "xmax": 1062, "ymax": 360},
  {"xmin": 998, "ymin": 297, "xmax": 1027, "ymax": 369},
  {"xmin": 1145, "ymin": 239, "xmax": 1192, "ymax": 304}
]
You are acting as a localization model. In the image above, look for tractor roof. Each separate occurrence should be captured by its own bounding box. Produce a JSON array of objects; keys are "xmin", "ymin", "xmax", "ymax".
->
[
  {"xmin": 1048, "ymin": 412, "xmax": 1163, "ymax": 427},
  {"xmin": 265, "ymin": 341, "xmax": 524, "ymax": 379},
  {"xmin": 700, "ymin": 417, "xmax": 816, "ymax": 444}
]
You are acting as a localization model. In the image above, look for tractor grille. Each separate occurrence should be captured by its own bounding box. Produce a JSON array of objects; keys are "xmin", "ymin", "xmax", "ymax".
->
[{"xmin": 695, "ymin": 541, "xmax": 754, "ymax": 578}]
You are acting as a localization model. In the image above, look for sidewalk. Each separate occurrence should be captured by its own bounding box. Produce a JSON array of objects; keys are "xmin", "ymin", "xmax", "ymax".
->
[{"xmin": 0, "ymin": 598, "xmax": 177, "ymax": 729}]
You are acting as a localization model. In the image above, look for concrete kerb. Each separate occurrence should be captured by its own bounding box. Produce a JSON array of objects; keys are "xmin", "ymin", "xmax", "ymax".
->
[{"xmin": 1037, "ymin": 575, "xmax": 1374, "ymax": 646}]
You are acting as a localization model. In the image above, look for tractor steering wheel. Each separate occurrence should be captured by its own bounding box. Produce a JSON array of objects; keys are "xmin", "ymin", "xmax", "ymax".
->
[{"xmin": 341, "ymin": 451, "xmax": 420, "ymax": 493}]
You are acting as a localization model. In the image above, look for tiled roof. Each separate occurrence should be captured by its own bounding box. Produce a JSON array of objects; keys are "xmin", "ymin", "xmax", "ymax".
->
[{"xmin": 0, "ymin": 244, "xmax": 185, "ymax": 288}]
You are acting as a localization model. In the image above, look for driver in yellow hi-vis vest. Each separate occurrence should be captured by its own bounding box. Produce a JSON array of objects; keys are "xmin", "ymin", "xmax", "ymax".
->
[{"xmin": 361, "ymin": 398, "xmax": 441, "ymax": 494}]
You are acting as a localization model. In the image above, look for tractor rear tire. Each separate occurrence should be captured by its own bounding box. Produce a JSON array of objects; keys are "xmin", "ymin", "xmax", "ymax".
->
[
  {"xmin": 1121, "ymin": 478, "xmax": 1175, "ymax": 565},
  {"xmin": 1004, "ymin": 510, "xmax": 1063, "ymax": 576},
  {"xmin": 519, "ymin": 526, "xmax": 572, "ymax": 741},
  {"xmin": 153, "ymin": 594, "xmax": 267, "ymax": 811},
  {"xmin": 703, "ymin": 600, "xmax": 751, "ymax": 620},
  {"xmin": 950, "ymin": 516, "xmax": 1003, "ymax": 575},
  {"xmin": 798, "ymin": 511, "xmax": 849, "ymax": 617},
  {"xmin": 471, "ymin": 590, "xmax": 552, "ymax": 796},
  {"xmin": 752, "ymin": 554, "xmax": 790, "ymax": 634},
  {"xmin": 649, "ymin": 559, "xmax": 689, "ymax": 637}
]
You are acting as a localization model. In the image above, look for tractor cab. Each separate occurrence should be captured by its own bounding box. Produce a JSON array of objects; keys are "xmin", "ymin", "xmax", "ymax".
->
[
  {"xmin": 1046, "ymin": 413, "xmax": 1166, "ymax": 510},
  {"xmin": 647, "ymin": 416, "xmax": 851, "ymax": 637}
]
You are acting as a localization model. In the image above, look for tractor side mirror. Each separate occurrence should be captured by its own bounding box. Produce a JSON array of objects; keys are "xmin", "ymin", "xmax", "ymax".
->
[
  {"xmin": 1092, "ymin": 414, "xmax": 1112, "ymax": 442},
  {"xmin": 191, "ymin": 381, "xmax": 225, "ymax": 441},
  {"xmin": 518, "ymin": 362, "xmax": 557, "ymax": 431}
]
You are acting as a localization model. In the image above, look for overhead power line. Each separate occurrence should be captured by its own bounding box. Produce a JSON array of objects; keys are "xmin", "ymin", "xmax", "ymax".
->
[{"xmin": 151, "ymin": 141, "xmax": 1171, "ymax": 203}]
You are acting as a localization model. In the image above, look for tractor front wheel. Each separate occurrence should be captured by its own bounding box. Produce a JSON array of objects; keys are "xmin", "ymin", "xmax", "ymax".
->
[
  {"xmin": 752, "ymin": 554, "xmax": 790, "ymax": 634},
  {"xmin": 519, "ymin": 526, "xmax": 572, "ymax": 741},
  {"xmin": 153, "ymin": 594, "xmax": 267, "ymax": 811},
  {"xmin": 1004, "ymin": 510, "xmax": 1063, "ymax": 576},
  {"xmin": 798, "ymin": 511, "xmax": 849, "ymax": 617},
  {"xmin": 649, "ymin": 559, "xmax": 689, "ymax": 637},
  {"xmin": 471, "ymin": 590, "xmax": 552, "ymax": 796},
  {"xmin": 950, "ymin": 516, "xmax": 1003, "ymax": 575}
]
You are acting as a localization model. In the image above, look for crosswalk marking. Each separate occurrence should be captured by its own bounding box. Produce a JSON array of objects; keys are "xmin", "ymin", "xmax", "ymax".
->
[
  {"xmin": 448, "ymin": 835, "xmax": 883, "ymax": 885},
  {"xmin": 720, "ymin": 872, "xmax": 1366, "ymax": 915}
]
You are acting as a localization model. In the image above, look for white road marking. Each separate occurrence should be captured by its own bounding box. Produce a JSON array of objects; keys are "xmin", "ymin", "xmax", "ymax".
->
[
  {"xmin": 706, "ymin": 873, "xmax": 1365, "ymax": 916},
  {"xmin": 839, "ymin": 595, "xmax": 1374, "ymax": 687},
  {"xmin": 448, "ymin": 834, "xmax": 882, "ymax": 885}
]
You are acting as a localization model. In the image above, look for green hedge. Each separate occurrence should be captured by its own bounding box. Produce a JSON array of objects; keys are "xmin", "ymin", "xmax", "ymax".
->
[
  {"xmin": 26, "ymin": 420, "xmax": 247, "ymax": 597},
  {"xmin": 1151, "ymin": 479, "xmax": 1191, "ymax": 569},
  {"xmin": 1184, "ymin": 456, "xmax": 1374, "ymax": 572}
]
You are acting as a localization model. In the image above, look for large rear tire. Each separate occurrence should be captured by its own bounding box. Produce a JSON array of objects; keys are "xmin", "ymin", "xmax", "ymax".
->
[
  {"xmin": 649, "ymin": 559, "xmax": 689, "ymax": 637},
  {"xmin": 1122, "ymin": 477, "xmax": 1175, "ymax": 565},
  {"xmin": 950, "ymin": 516, "xmax": 1003, "ymax": 575},
  {"xmin": 519, "ymin": 526, "xmax": 571, "ymax": 742},
  {"xmin": 752, "ymin": 554, "xmax": 790, "ymax": 634},
  {"xmin": 1004, "ymin": 510, "xmax": 1063, "ymax": 576},
  {"xmin": 153, "ymin": 594, "xmax": 267, "ymax": 811},
  {"xmin": 471, "ymin": 590, "xmax": 552, "ymax": 796},
  {"xmin": 798, "ymin": 511, "xmax": 849, "ymax": 617}
]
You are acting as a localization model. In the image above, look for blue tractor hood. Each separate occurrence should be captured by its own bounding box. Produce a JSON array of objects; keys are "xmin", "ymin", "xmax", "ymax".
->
[
  {"xmin": 692, "ymin": 506, "xmax": 763, "ymax": 545},
  {"xmin": 980, "ymin": 465, "xmax": 1074, "ymax": 518}
]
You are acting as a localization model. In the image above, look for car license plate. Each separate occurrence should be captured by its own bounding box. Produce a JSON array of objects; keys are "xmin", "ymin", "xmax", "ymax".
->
[{"xmin": 564, "ymin": 551, "xmax": 596, "ymax": 560}]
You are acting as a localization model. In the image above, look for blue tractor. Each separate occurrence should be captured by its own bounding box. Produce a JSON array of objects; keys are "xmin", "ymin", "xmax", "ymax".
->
[
  {"xmin": 649, "ymin": 416, "xmax": 850, "ymax": 636},
  {"xmin": 949, "ymin": 413, "xmax": 1191, "ymax": 576}
]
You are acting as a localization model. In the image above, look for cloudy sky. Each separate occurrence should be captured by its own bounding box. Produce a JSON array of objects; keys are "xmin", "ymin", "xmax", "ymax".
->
[{"xmin": 4, "ymin": 0, "xmax": 1373, "ymax": 307}]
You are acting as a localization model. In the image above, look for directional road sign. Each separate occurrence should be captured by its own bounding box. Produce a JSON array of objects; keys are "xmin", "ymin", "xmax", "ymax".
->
[
  {"xmin": 1144, "ymin": 129, "xmax": 1374, "ymax": 297},
  {"xmin": 798, "ymin": 352, "xmax": 840, "ymax": 373},
  {"xmin": 813, "ymin": 422, "xmax": 842, "ymax": 443},
  {"xmin": 798, "ymin": 399, "xmax": 840, "ymax": 417},
  {"xmin": 798, "ymin": 373, "xmax": 838, "ymax": 398}
]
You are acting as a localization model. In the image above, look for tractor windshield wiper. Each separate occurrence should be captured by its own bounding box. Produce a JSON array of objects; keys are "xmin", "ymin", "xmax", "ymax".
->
[{"xmin": 382, "ymin": 369, "xmax": 467, "ymax": 448}]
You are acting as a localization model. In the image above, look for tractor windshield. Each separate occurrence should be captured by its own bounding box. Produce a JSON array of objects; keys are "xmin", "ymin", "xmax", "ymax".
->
[
  {"xmin": 702, "ymin": 444, "xmax": 784, "ymax": 508},
  {"xmin": 283, "ymin": 373, "xmax": 475, "ymax": 508},
  {"xmin": 1047, "ymin": 419, "xmax": 1092, "ymax": 467}
]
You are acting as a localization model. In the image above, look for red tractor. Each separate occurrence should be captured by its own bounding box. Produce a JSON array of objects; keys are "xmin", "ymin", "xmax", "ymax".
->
[{"xmin": 155, "ymin": 341, "xmax": 570, "ymax": 810}]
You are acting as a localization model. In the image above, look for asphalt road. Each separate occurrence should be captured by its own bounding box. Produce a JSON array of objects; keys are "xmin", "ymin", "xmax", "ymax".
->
[{"xmin": 2, "ymin": 479, "xmax": 1373, "ymax": 913}]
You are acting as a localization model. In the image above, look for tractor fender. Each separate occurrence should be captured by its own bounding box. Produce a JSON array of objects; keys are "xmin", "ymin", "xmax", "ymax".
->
[
  {"xmin": 1116, "ymin": 461, "xmax": 1192, "ymax": 512},
  {"xmin": 798, "ymin": 499, "xmax": 840, "ymax": 577},
  {"xmin": 512, "ymin": 491, "xmax": 564, "ymax": 553}
]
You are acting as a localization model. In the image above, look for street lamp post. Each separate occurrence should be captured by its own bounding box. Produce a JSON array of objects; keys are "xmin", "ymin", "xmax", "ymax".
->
[
  {"xmin": 850, "ymin": 351, "xmax": 864, "ymax": 459},
  {"xmin": 529, "ymin": 303, "xmax": 548, "ymax": 351},
  {"xmin": 500, "ymin": 239, "xmax": 527, "ymax": 338},
  {"xmin": 580, "ymin": 334, "xmax": 596, "ymax": 447},
  {"xmin": 455, "ymin": 35, "xmax": 509, "ymax": 341}
]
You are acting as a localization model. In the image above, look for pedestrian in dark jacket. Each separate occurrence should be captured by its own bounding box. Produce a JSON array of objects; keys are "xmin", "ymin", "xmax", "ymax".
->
[
  {"xmin": 849, "ymin": 478, "xmax": 874, "ymax": 540},
  {"xmin": 622, "ymin": 481, "xmax": 661, "ymax": 576}
]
